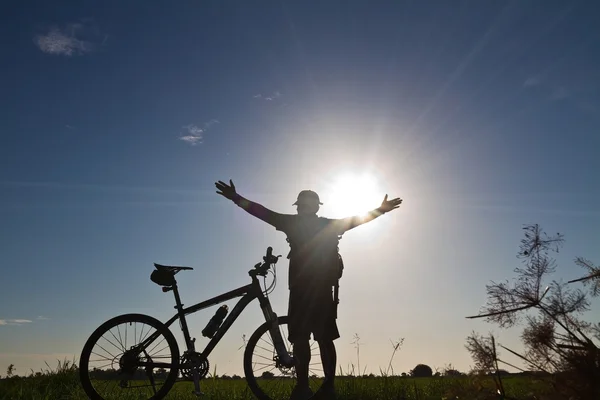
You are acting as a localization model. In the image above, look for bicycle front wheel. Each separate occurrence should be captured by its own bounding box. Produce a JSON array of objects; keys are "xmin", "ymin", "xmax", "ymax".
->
[
  {"xmin": 243, "ymin": 316, "xmax": 324, "ymax": 400},
  {"xmin": 79, "ymin": 313, "xmax": 180, "ymax": 400}
]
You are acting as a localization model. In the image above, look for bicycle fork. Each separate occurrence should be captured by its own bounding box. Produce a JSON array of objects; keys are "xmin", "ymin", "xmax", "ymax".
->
[{"xmin": 260, "ymin": 301, "xmax": 295, "ymax": 368}]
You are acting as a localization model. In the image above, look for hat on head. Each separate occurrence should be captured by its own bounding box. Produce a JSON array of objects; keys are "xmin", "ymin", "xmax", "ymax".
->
[{"xmin": 292, "ymin": 190, "xmax": 323, "ymax": 206}]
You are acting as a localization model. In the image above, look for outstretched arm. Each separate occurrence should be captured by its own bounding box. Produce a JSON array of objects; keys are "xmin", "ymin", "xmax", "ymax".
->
[
  {"xmin": 334, "ymin": 194, "xmax": 403, "ymax": 233},
  {"xmin": 215, "ymin": 179, "xmax": 287, "ymax": 228}
]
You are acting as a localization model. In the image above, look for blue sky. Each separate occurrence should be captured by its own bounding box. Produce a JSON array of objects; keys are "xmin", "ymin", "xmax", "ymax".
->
[{"xmin": 1, "ymin": 0, "xmax": 599, "ymax": 377}]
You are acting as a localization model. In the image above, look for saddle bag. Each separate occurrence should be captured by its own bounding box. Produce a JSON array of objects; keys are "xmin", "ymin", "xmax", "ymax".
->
[{"xmin": 150, "ymin": 269, "xmax": 175, "ymax": 286}]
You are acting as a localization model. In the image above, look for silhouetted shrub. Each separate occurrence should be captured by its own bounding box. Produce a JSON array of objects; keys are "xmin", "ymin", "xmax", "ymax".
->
[
  {"xmin": 260, "ymin": 371, "xmax": 275, "ymax": 379},
  {"xmin": 410, "ymin": 364, "xmax": 433, "ymax": 377},
  {"xmin": 445, "ymin": 369, "xmax": 463, "ymax": 376}
]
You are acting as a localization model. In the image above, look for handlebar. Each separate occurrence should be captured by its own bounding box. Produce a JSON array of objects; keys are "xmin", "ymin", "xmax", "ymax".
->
[
  {"xmin": 263, "ymin": 246, "xmax": 280, "ymax": 265},
  {"xmin": 249, "ymin": 246, "xmax": 281, "ymax": 278}
]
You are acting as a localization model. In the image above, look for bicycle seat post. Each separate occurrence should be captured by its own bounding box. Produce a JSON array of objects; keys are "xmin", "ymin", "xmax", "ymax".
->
[
  {"xmin": 172, "ymin": 284, "xmax": 204, "ymax": 396},
  {"xmin": 172, "ymin": 283, "xmax": 199, "ymax": 356}
]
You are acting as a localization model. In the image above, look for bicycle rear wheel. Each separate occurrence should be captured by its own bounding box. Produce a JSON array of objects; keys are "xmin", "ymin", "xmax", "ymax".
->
[
  {"xmin": 243, "ymin": 316, "xmax": 324, "ymax": 400},
  {"xmin": 79, "ymin": 313, "xmax": 180, "ymax": 400}
]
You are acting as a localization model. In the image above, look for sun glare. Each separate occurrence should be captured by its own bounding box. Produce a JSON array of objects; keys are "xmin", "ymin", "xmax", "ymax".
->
[{"xmin": 326, "ymin": 173, "xmax": 383, "ymax": 217}]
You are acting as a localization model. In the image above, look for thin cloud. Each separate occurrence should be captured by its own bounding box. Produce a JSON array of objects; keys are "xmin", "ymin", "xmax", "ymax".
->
[
  {"xmin": 185, "ymin": 124, "xmax": 204, "ymax": 136},
  {"xmin": 34, "ymin": 21, "xmax": 105, "ymax": 56},
  {"xmin": 203, "ymin": 119, "xmax": 219, "ymax": 128},
  {"xmin": 523, "ymin": 75, "xmax": 575, "ymax": 103},
  {"xmin": 35, "ymin": 28, "xmax": 90, "ymax": 56},
  {"xmin": 523, "ymin": 76, "xmax": 542, "ymax": 87},
  {"xmin": 0, "ymin": 319, "xmax": 33, "ymax": 326},
  {"xmin": 253, "ymin": 91, "xmax": 282, "ymax": 101},
  {"xmin": 36, "ymin": 316, "xmax": 50, "ymax": 321},
  {"xmin": 179, "ymin": 135, "xmax": 203, "ymax": 145},
  {"xmin": 178, "ymin": 120, "xmax": 219, "ymax": 146},
  {"xmin": 179, "ymin": 124, "xmax": 204, "ymax": 145},
  {"xmin": 550, "ymin": 86, "xmax": 570, "ymax": 101}
]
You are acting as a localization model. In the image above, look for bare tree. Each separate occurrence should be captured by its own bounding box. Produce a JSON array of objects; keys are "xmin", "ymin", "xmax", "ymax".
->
[{"xmin": 466, "ymin": 224, "xmax": 600, "ymax": 400}]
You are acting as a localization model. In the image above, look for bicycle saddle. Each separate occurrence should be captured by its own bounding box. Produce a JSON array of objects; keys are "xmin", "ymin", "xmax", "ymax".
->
[{"xmin": 153, "ymin": 263, "xmax": 194, "ymax": 272}]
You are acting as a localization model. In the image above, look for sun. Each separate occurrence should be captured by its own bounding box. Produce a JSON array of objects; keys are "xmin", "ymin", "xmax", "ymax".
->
[{"xmin": 325, "ymin": 172, "xmax": 383, "ymax": 217}]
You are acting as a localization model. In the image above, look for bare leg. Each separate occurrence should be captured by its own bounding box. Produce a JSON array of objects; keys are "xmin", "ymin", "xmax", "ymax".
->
[
  {"xmin": 294, "ymin": 339, "xmax": 311, "ymax": 388},
  {"xmin": 318, "ymin": 340, "xmax": 337, "ymax": 386}
]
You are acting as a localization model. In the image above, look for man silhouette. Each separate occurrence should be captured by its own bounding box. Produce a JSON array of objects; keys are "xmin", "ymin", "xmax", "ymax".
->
[{"xmin": 215, "ymin": 179, "xmax": 402, "ymax": 400}]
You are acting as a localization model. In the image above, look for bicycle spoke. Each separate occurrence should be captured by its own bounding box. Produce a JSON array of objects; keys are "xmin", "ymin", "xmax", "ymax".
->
[
  {"xmin": 92, "ymin": 362, "xmax": 114, "ymax": 370},
  {"xmin": 101, "ymin": 333, "xmax": 123, "ymax": 354},
  {"xmin": 138, "ymin": 322, "xmax": 143, "ymax": 344},
  {"xmin": 149, "ymin": 344, "xmax": 170, "ymax": 357},
  {"xmin": 253, "ymin": 363, "xmax": 275, "ymax": 373},
  {"xmin": 254, "ymin": 343, "xmax": 274, "ymax": 354},
  {"xmin": 247, "ymin": 317, "xmax": 327, "ymax": 400},
  {"xmin": 253, "ymin": 353, "xmax": 275, "ymax": 362},
  {"xmin": 82, "ymin": 318, "xmax": 177, "ymax": 400},
  {"xmin": 95, "ymin": 342, "xmax": 117, "ymax": 360},
  {"xmin": 282, "ymin": 325, "xmax": 292, "ymax": 353},
  {"xmin": 107, "ymin": 329, "xmax": 125, "ymax": 353},
  {"xmin": 260, "ymin": 336, "xmax": 274, "ymax": 348},
  {"xmin": 90, "ymin": 351, "xmax": 112, "ymax": 362},
  {"xmin": 116, "ymin": 325, "xmax": 124, "ymax": 351},
  {"xmin": 147, "ymin": 337, "xmax": 166, "ymax": 355},
  {"xmin": 251, "ymin": 361, "xmax": 272, "ymax": 367}
]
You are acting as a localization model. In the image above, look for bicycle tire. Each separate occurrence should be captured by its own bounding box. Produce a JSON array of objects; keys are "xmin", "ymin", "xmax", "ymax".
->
[
  {"xmin": 79, "ymin": 313, "xmax": 180, "ymax": 400},
  {"xmin": 244, "ymin": 315, "xmax": 325, "ymax": 400}
]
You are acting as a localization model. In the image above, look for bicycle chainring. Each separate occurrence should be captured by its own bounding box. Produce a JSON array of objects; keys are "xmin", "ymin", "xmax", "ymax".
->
[{"xmin": 179, "ymin": 351, "xmax": 209, "ymax": 380}]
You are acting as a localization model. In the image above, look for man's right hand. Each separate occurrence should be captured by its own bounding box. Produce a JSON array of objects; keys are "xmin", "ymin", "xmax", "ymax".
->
[{"xmin": 215, "ymin": 179, "xmax": 238, "ymax": 201}]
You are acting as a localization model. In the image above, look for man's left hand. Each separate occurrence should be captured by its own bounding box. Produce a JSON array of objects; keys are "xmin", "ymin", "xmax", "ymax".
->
[{"xmin": 379, "ymin": 194, "xmax": 402, "ymax": 213}]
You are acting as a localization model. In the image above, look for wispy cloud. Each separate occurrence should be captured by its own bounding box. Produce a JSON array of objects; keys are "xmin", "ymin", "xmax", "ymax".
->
[
  {"xmin": 523, "ymin": 74, "xmax": 572, "ymax": 101},
  {"xmin": 179, "ymin": 124, "xmax": 204, "ymax": 145},
  {"xmin": 253, "ymin": 91, "xmax": 282, "ymax": 101},
  {"xmin": 35, "ymin": 26, "xmax": 90, "ymax": 56},
  {"xmin": 37, "ymin": 316, "xmax": 50, "ymax": 321},
  {"xmin": 550, "ymin": 86, "xmax": 570, "ymax": 101},
  {"xmin": 523, "ymin": 74, "xmax": 600, "ymax": 114},
  {"xmin": 0, "ymin": 319, "xmax": 33, "ymax": 326},
  {"xmin": 34, "ymin": 21, "xmax": 104, "ymax": 56},
  {"xmin": 523, "ymin": 76, "xmax": 542, "ymax": 87},
  {"xmin": 179, "ymin": 119, "xmax": 219, "ymax": 146}
]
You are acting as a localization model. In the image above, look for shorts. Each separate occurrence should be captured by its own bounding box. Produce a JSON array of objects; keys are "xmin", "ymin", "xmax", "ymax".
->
[{"xmin": 287, "ymin": 284, "xmax": 340, "ymax": 343}]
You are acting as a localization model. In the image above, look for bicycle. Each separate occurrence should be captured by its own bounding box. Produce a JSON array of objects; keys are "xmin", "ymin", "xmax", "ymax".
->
[{"xmin": 79, "ymin": 247, "xmax": 325, "ymax": 400}]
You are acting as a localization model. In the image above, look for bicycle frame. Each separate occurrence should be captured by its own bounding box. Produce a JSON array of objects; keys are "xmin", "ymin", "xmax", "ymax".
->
[{"xmin": 136, "ymin": 271, "xmax": 291, "ymax": 369}]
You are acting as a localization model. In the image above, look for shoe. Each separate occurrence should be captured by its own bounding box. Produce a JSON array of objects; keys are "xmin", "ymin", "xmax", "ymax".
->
[
  {"xmin": 289, "ymin": 384, "xmax": 314, "ymax": 400},
  {"xmin": 312, "ymin": 381, "xmax": 336, "ymax": 399}
]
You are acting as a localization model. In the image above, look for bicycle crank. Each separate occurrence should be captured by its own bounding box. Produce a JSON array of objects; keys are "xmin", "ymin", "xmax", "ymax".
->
[{"xmin": 180, "ymin": 351, "xmax": 209, "ymax": 380}]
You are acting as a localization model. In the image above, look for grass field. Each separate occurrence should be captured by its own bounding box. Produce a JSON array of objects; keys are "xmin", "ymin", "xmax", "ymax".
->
[{"xmin": 0, "ymin": 362, "xmax": 554, "ymax": 400}]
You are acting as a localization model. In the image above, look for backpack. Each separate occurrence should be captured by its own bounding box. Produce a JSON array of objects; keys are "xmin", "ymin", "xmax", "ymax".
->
[
  {"xmin": 284, "ymin": 218, "xmax": 344, "ymax": 315},
  {"xmin": 284, "ymin": 217, "xmax": 344, "ymax": 282}
]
